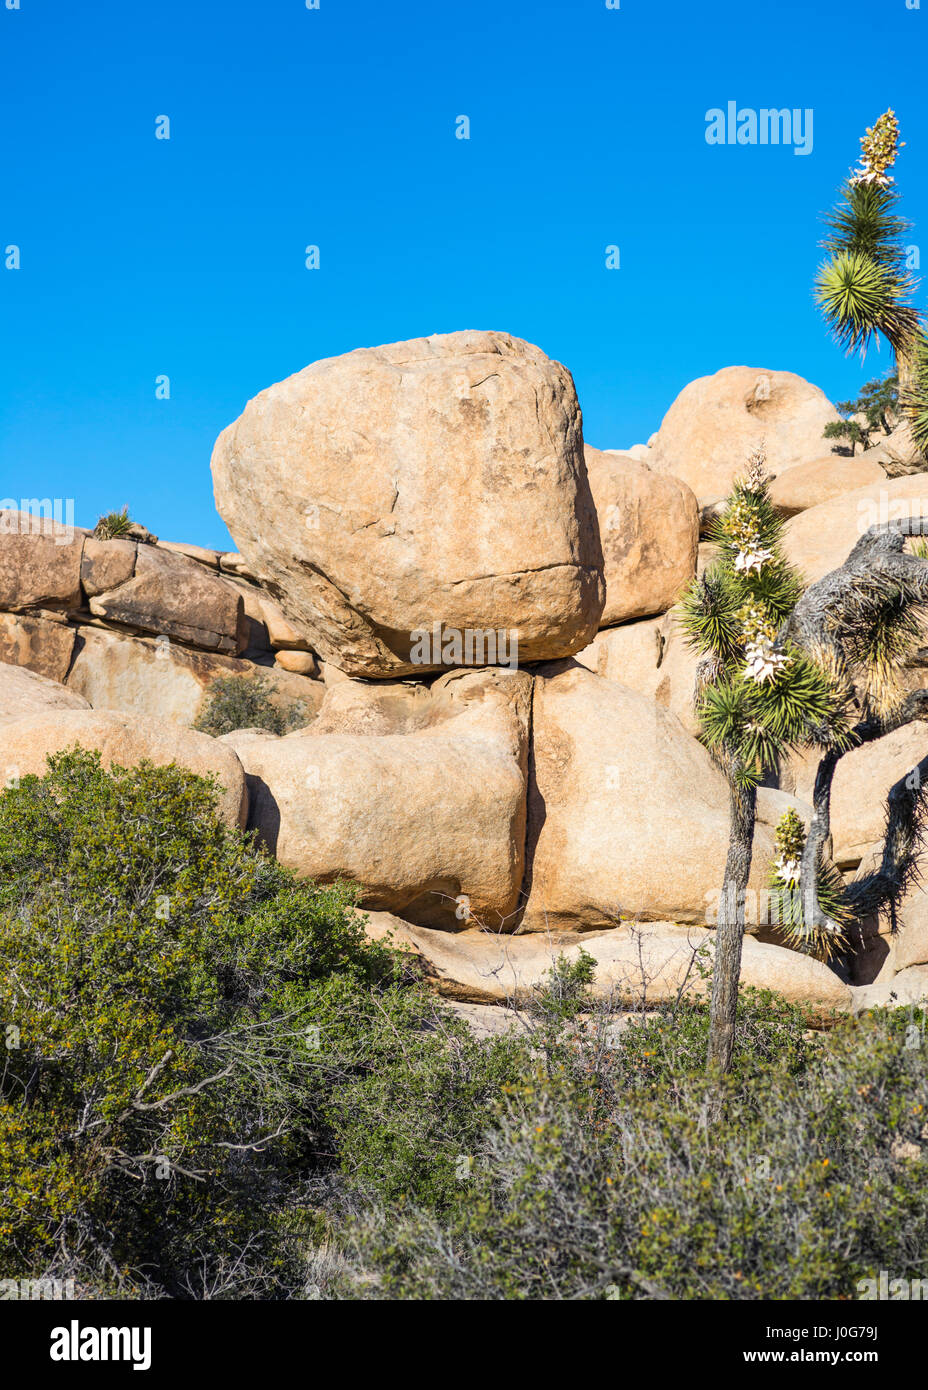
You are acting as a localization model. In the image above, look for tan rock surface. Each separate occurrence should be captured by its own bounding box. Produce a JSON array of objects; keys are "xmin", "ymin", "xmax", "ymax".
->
[
  {"xmin": 361, "ymin": 914, "xmax": 850, "ymax": 1018},
  {"xmin": 0, "ymin": 611, "xmax": 77, "ymax": 683},
  {"xmin": 0, "ymin": 661, "xmax": 90, "ymax": 722},
  {"xmin": 0, "ymin": 510, "xmax": 84, "ymax": 611},
  {"xmin": 212, "ymin": 330, "xmax": 605, "ymax": 676},
  {"xmin": 520, "ymin": 663, "xmax": 777, "ymax": 930},
  {"xmin": 584, "ymin": 445, "xmax": 698, "ymax": 625},
  {"xmin": 784, "ymin": 473, "xmax": 928, "ymax": 584},
  {"xmin": 769, "ymin": 451, "xmax": 889, "ymax": 517},
  {"xmin": 88, "ymin": 545, "xmax": 247, "ymax": 654},
  {"xmin": 0, "ymin": 708, "xmax": 248, "ymax": 827},
  {"xmin": 65, "ymin": 626, "xmax": 323, "ymax": 727},
  {"xmin": 648, "ymin": 367, "xmax": 842, "ymax": 505},
  {"xmin": 224, "ymin": 668, "xmax": 533, "ymax": 929}
]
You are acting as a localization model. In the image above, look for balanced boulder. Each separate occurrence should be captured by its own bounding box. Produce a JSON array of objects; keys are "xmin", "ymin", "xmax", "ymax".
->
[{"xmin": 211, "ymin": 331, "xmax": 605, "ymax": 677}]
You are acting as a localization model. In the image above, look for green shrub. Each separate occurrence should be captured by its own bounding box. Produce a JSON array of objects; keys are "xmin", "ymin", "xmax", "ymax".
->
[
  {"xmin": 335, "ymin": 1001, "xmax": 928, "ymax": 1300},
  {"xmin": 194, "ymin": 673, "xmax": 309, "ymax": 737},
  {"xmin": 0, "ymin": 749, "xmax": 404, "ymax": 1297}
]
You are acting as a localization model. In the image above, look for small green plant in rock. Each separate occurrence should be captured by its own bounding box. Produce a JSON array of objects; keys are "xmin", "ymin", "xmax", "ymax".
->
[
  {"xmin": 92, "ymin": 504, "xmax": 134, "ymax": 540},
  {"xmin": 194, "ymin": 673, "xmax": 309, "ymax": 736}
]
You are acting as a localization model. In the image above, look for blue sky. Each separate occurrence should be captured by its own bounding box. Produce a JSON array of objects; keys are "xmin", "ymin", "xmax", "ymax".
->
[{"xmin": 1, "ymin": 0, "xmax": 925, "ymax": 550}]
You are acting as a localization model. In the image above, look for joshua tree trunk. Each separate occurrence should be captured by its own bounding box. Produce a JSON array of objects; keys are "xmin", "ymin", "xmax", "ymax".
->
[
  {"xmin": 707, "ymin": 777, "xmax": 757, "ymax": 1074},
  {"xmin": 897, "ymin": 342, "xmax": 919, "ymax": 395},
  {"xmin": 785, "ymin": 517, "xmax": 928, "ymax": 941}
]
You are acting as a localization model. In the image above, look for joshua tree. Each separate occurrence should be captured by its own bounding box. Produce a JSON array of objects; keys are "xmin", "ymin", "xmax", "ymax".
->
[
  {"xmin": 679, "ymin": 449, "xmax": 851, "ymax": 1072},
  {"xmin": 680, "ymin": 448, "xmax": 928, "ymax": 1074},
  {"xmin": 815, "ymin": 109, "xmax": 928, "ymax": 457}
]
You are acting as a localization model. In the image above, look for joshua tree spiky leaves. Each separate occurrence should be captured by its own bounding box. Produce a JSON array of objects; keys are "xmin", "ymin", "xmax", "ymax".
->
[
  {"xmin": 815, "ymin": 109, "xmax": 928, "ymax": 457},
  {"xmin": 680, "ymin": 447, "xmax": 928, "ymax": 1076},
  {"xmin": 679, "ymin": 448, "xmax": 852, "ymax": 1072}
]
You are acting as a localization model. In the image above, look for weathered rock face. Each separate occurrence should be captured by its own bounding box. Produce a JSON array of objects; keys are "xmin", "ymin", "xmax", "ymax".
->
[
  {"xmin": 520, "ymin": 663, "xmax": 776, "ymax": 931},
  {"xmin": 0, "ymin": 709, "xmax": 248, "ymax": 827},
  {"xmin": 64, "ymin": 625, "xmax": 324, "ymax": 728},
  {"xmin": 86, "ymin": 543, "xmax": 248, "ymax": 654},
  {"xmin": 0, "ymin": 661, "xmax": 90, "ymax": 722},
  {"xmin": 648, "ymin": 367, "xmax": 842, "ymax": 506},
  {"xmin": 784, "ymin": 473, "xmax": 928, "ymax": 584},
  {"xmin": 361, "ymin": 914, "xmax": 850, "ymax": 1019},
  {"xmin": 583, "ymin": 446, "xmax": 698, "ymax": 626},
  {"xmin": 573, "ymin": 611, "xmax": 701, "ymax": 735},
  {"xmin": 768, "ymin": 452, "xmax": 889, "ymax": 518},
  {"xmin": 223, "ymin": 668, "xmax": 533, "ymax": 928},
  {"xmin": 0, "ymin": 612, "xmax": 76, "ymax": 683},
  {"xmin": 211, "ymin": 331, "xmax": 605, "ymax": 677},
  {"xmin": 0, "ymin": 511, "xmax": 85, "ymax": 611}
]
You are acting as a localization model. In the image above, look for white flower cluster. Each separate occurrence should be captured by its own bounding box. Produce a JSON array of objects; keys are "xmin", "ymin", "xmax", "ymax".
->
[
  {"xmin": 744, "ymin": 639, "xmax": 787, "ymax": 684},
  {"xmin": 734, "ymin": 545, "xmax": 774, "ymax": 574},
  {"xmin": 774, "ymin": 854, "xmax": 801, "ymax": 888},
  {"xmin": 850, "ymin": 109, "xmax": 902, "ymax": 188}
]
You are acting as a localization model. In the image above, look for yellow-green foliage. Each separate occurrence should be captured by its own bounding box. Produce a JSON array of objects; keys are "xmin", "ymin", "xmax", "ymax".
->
[{"xmin": 0, "ymin": 749, "xmax": 392, "ymax": 1296}]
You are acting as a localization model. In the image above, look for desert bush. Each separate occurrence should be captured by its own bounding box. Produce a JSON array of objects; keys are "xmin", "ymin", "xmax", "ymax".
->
[
  {"xmin": 194, "ymin": 673, "xmax": 309, "ymax": 736},
  {"xmin": 335, "ymin": 1001, "xmax": 928, "ymax": 1300},
  {"xmin": 0, "ymin": 749, "xmax": 413, "ymax": 1297}
]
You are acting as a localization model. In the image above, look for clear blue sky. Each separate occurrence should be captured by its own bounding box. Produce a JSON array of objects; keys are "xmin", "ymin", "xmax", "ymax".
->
[{"xmin": 1, "ymin": 0, "xmax": 925, "ymax": 550}]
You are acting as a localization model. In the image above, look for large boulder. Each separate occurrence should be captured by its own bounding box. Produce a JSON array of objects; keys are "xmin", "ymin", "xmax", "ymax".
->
[
  {"xmin": 362, "ymin": 914, "xmax": 850, "ymax": 1018},
  {"xmin": 584, "ymin": 445, "xmax": 698, "ymax": 626},
  {"xmin": 64, "ymin": 625, "xmax": 324, "ymax": 727},
  {"xmin": 0, "ymin": 661, "xmax": 90, "ymax": 722},
  {"xmin": 0, "ymin": 709, "xmax": 248, "ymax": 827},
  {"xmin": 211, "ymin": 331, "xmax": 605, "ymax": 677},
  {"xmin": 223, "ymin": 668, "xmax": 533, "ymax": 928},
  {"xmin": 784, "ymin": 473, "xmax": 928, "ymax": 585},
  {"xmin": 648, "ymin": 367, "xmax": 842, "ymax": 506},
  {"xmin": 86, "ymin": 543, "xmax": 248, "ymax": 655},
  {"xmin": 520, "ymin": 663, "xmax": 778, "ymax": 930},
  {"xmin": 0, "ymin": 510, "xmax": 85, "ymax": 612}
]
